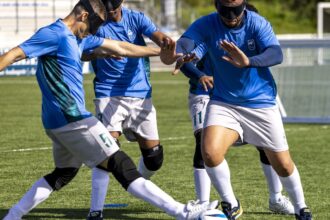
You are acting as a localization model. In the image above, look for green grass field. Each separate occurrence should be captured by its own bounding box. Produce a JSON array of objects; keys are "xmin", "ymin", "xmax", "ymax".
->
[{"xmin": 0, "ymin": 73, "xmax": 330, "ymax": 220}]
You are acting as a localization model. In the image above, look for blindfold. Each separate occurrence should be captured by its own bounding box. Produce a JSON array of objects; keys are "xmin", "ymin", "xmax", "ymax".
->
[{"xmin": 216, "ymin": 0, "xmax": 246, "ymax": 20}]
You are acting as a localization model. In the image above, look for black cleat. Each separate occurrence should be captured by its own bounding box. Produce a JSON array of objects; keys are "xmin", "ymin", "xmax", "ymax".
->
[
  {"xmin": 86, "ymin": 210, "xmax": 103, "ymax": 220},
  {"xmin": 220, "ymin": 199, "xmax": 243, "ymax": 220},
  {"xmin": 295, "ymin": 207, "xmax": 313, "ymax": 220}
]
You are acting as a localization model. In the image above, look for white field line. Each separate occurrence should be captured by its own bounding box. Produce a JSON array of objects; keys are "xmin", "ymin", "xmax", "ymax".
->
[
  {"xmin": 1, "ymin": 125, "xmax": 329, "ymax": 153},
  {"xmin": 0, "ymin": 136, "xmax": 191, "ymax": 153}
]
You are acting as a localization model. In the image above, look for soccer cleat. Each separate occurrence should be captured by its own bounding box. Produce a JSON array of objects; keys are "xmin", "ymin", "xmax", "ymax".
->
[
  {"xmin": 295, "ymin": 207, "xmax": 313, "ymax": 220},
  {"xmin": 220, "ymin": 199, "xmax": 243, "ymax": 220},
  {"xmin": 86, "ymin": 210, "xmax": 103, "ymax": 220},
  {"xmin": 269, "ymin": 195, "xmax": 295, "ymax": 215},
  {"xmin": 177, "ymin": 199, "xmax": 219, "ymax": 220}
]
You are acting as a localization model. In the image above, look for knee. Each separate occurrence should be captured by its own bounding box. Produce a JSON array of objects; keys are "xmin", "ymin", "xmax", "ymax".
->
[
  {"xmin": 44, "ymin": 167, "xmax": 79, "ymax": 191},
  {"xmin": 107, "ymin": 150, "xmax": 142, "ymax": 189},
  {"xmin": 140, "ymin": 145, "xmax": 164, "ymax": 171},
  {"xmin": 273, "ymin": 160, "xmax": 294, "ymax": 177}
]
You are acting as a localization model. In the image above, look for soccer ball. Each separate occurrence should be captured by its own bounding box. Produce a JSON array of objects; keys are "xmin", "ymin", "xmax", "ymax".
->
[{"xmin": 198, "ymin": 209, "xmax": 228, "ymax": 219}]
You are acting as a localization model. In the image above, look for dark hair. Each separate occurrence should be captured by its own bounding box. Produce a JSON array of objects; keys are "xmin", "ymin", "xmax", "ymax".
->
[
  {"xmin": 73, "ymin": 0, "xmax": 107, "ymax": 21},
  {"xmin": 246, "ymin": 2, "xmax": 259, "ymax": 13}
]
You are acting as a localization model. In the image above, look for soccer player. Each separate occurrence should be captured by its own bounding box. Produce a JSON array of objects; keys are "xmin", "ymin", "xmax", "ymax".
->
[
  {"xmin": 178, "ymin": 3, "xmax": 294, "ymax": 215},
  {"xmin": 82, "ymin": 1, "xmax": 174, "ymax": 218},
  {"xmin": 164, "ymin": 0, "xmax": 313, "ymax": 219},
  {"xmin": 0, "ymin": 0, "xmax": 218, "ymax": 219}
]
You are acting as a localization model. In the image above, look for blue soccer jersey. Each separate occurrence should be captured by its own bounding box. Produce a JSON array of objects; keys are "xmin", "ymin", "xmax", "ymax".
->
[
  {"xmin": 91, "ymin": 7, "xmax": 158, "ymax": 99},
  {"xmin": 19, "ymin": 19, "xmax": 104, "ymax": 129},
  {"xmin": 183, "ymin": 10, "xmax": 280, "ymax": 108}
]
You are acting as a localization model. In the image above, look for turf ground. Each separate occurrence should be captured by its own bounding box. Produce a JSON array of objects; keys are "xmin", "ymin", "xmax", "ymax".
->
[{"xmin": 0, "ymin": 73, "xmax": 329, "ymax": 220}]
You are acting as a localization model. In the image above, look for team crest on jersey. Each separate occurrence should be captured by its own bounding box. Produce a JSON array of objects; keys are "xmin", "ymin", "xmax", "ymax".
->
[
  {"xmin": 247, "ymin": 39, "xmax": 256, "ymax": 50},
  {"xmin": 127, "ymin": 29, "xmax": 134, "ymax": 41}
]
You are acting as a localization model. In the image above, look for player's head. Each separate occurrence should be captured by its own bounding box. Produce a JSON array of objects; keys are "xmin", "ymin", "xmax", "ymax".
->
[
  {"xmin": 102, "ymin": 0, "xmax": 123, "ymax": 21},
  {"xmin": 214, "ymin": 0, "xmax": 246, "ymax": 28},
  {"xmin": 72, "ymin": 0, "xmax": 107, "ymax": 37}
]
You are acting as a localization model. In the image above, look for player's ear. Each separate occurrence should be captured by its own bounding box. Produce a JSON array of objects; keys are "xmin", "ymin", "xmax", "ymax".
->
[{"xmin": 78, "ymin": 11, "xmax": 89, "ymax": 22}]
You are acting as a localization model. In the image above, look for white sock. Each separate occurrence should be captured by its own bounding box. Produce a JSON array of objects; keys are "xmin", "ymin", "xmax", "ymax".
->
[
  {"xmin": 279, "ymin": 166, "xmax": 307, "ymax": 214},
  {"xmin": 205, "ymin": 160, "xmax": 238, "ymax": 207},
  {"xmin": 127, "ymin": 177, "xmax": 184, "ymax": 217},
  {"xmin": 194, "ymin": 168, "xmax": 211, "ymax": 203},
  {"xmin": 4, "ymin": 177, "xmax": 53, "ymax": 219},
  {"xmin": 138, "ymin": 157, "xmax": 155, "ymax": 179},
  {"xmin": 261, "ymin": 163, "xmax": 283, "ymax": 202},
  {"xmin": 90, "ymin": 168, "xmax": 109, "ymax": 212}
]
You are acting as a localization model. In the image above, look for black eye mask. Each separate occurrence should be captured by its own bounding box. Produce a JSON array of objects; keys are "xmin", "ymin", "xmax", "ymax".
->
[
  {"xmin": 102, "ymin": 0, "xmax": 123, "ymax": 11},
  {"xmin": 216, "ymin": 1, "xmax": 246, "ymax": 20},
  {"xmin": 80, "ymin": 0, "xmax": 105, "ymax": 35}
]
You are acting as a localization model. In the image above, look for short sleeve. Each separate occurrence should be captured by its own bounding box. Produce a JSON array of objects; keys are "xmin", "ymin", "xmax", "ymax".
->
[
  {"xmin": 182, "ymin": 17, "xmax": 207, "ymax": 48},
  {"xmin": 138, "ymin": 13, "xmax": 158, "ymax": 38},
  {"xmin": 19, "ymin": 27, "xmax": 59, "ymax": 58},
  {"xmin": 82, "ymin": 35, "xmax": 104, "ymax": 52},
  {"xmin": 255, "ymin": 17, "xmax": 280, "ymax": 51}
]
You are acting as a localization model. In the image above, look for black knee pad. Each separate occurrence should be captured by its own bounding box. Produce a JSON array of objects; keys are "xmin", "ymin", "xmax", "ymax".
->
[
  {"xmin": 107, "ymin": 151, "xmax": 142, "ymax": 190},
  {"xmin": 257, "ymin": 148, "xmax": 271, "ymax": 165},
  {"xmin": 44, "ymin": 167, "xmax": 79, "ymax": 191},
  {"xmin": 140, "ymin": 145, "xmax": 164, "ymax": 171},
  {"xmin": 193, "ymin": 131, "xmax": 205, "ymax": 169}
]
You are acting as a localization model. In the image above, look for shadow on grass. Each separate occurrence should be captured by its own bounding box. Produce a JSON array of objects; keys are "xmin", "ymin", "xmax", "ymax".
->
[
  {"xmin": 0, "ymin": 208, "xmax": 165, "ymax": 219},
  {"xmin": 243, "ymin": 210, "xmax": 294, "ymax": 219}
]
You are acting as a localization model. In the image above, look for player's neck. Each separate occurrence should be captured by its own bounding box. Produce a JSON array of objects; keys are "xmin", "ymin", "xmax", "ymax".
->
[{"xmin": 62, "ymin": 15, "xmax": 80, "ymax": 36}]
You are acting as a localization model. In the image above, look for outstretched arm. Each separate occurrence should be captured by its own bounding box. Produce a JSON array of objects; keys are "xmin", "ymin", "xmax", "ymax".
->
[
  {"xmin": 99, "ymin": 39, "xmax": 160, "ymax": 58},
  {"xmin": 0, "ymin": 47, "xmax": 26, "ymax": 71}
]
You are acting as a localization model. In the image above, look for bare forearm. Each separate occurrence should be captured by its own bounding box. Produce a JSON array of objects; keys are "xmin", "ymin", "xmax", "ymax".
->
[
  {"xmin": 0, "ymin": 47, "xmax": 26, "ymax": 71},
  {"xmin": 101, "ymin": 39, "xmax": 160, "ymax": 58}
]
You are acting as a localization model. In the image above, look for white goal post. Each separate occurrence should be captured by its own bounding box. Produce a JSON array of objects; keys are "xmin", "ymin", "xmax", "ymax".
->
[{"xmin": 317, "ymin": 2, "xmax": 330, "ymax": 38}]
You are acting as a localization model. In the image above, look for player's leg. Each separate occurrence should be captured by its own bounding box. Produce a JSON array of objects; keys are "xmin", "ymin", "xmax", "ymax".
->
[
  {"xmin": 93, "ymin": 132, "xmax": 219, "ymax": 219},
  {"xmin": 264, "ymin": 150, "xmax": 312, "ymax": 219},
  {"xmin": 193, "ymin": 130, "xmax": 211, "ymax": 204},
  {"xmin": 189, "ymin": 94, "xmax": 211, "ymax": 204},
  {"xmin": 242, "ymin": 105, "xmax": 311, "ymax": 219},
  {"xmin": 257, "ymin": 148, "xmax": 294, "ymax": 214},
  {"xmin": 4, "ymin": 131, "xmax": 82, "ymax": 220},
  {"xmin": 97, "ymin": 150, "xmax": 219, "ymax": 220},
  {"xmin": 135, "ymin": 136, "xmax": 163, "ymax": 179},
  {"xmin": 124, "ymin": 98, "xmax": 163, "ymax": 179},
  {"xmin": 89, "ymin": 97, "xmax": 126, "ymax": 216},
  {"xmin": 89, "ymin": 131, "xmax": 122, "ymax": 218},
  {"xmin": 202, "ymin": 101, "xmax": 243, "ymax": 219}
]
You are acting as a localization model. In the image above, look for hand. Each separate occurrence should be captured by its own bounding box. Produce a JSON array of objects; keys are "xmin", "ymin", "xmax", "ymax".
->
[
  {"xmin": 220, "ymin": 40, "xmax": 250, "ymax": 68},
  {"xmin": 172, "ymin": 53, "xmax": 196, "ymax": 75},
  {"xmin": 199, "ymin": 76, "xmax": 214, "ymax": 92},
  {"xmin": 159, "ymin": 37, "xmax": 179, "ymax": 65}
]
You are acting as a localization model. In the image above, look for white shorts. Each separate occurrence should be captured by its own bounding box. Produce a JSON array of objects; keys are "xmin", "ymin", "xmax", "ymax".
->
[
  {"xmin": 204, "ymin": 100, "xmax": 289, "ymax": 152},
  {"xmin": 46, "ymin": 117, "xmax": 120, "ymax": 168},
  {"xmin": 188, "ymin": 93, "xmax": 210, "ymax": 133},
  {"xmin": 94, "ymin": 97, "xmax": 159, "ymax": 142}
]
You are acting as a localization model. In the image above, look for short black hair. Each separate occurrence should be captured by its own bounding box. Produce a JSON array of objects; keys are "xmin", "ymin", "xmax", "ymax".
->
[{"xmin": 73, "ymin": 0, "xmax": 107, "ymax": 21}]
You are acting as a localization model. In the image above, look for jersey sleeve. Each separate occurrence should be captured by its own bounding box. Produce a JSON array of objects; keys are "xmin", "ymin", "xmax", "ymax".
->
[
  {"xmin": 82, "ymin": 35, "xmax": 105, "ymax": 52},
  {"xmin": 19, "ymin": 27, "xmax": 59, "ymax": 58},
  {"xmin": 181, "ymin": 18, "xmax": 208, "ymax": 59},
  {"xmin": 138, "ymin": 12, "xmax": 158, "ymax": 37},
  {"xmin": 254, "ymin": 17, "xmax": 280, "ymax": 51}
]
